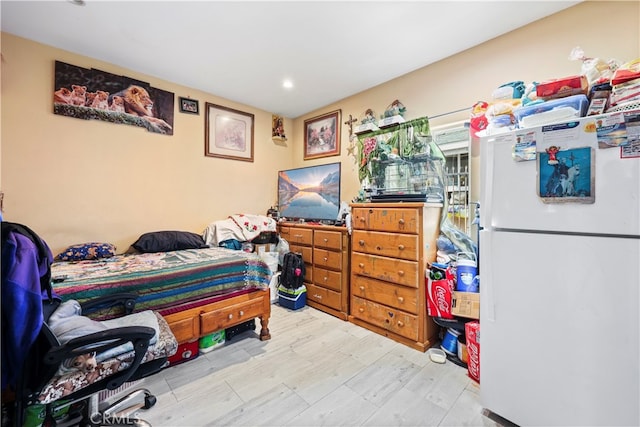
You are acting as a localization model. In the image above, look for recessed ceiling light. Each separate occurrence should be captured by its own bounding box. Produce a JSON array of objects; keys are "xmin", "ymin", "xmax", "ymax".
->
[
  {"xmin": 282, "ymin": 79, "xmax": 294, "ymax": 89},
  {"xmin": 68, "ymin": 0, "xmax": 86, "ymax": 6}
]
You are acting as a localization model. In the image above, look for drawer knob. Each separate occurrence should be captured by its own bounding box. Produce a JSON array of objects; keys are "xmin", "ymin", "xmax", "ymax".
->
[
  {"xmin": 359, "ymin": 217, "xmax": 365, "ymax": 222},
  {"xmin": 397, "ymin": 321, "xmax": 404, "ymax": 327},
  {"xmin": 398, "ymin": 270, "xmax": 405, "ymax": 276},
  {"xmin": 323, "ymin": 238, "xmax": 328, "ymax": 242},
  {"xmin": 359, "ymin": 286, "xmax": 365, "ymax": 291},
  {"xmin": 359, "ymin": 307, "xmax": 364, "ymax": 313},
  {"xmin": 397, "ymin": 297, "xmax": 404, "ymax": 303},
  {"xmin": 398, "ymin": 245, "xmax": 405, "ymax": 250},
  {"xmin": 323, "ymin": 257, "xmax": 328, "ymax": 261},
  {"xmin": 227, "ymin": 314, "xmax": 233, "ymax": 320},
  {"xmin": 323, "ymin": 276, "xmax": 328, "ymax": 281},
  {"xmin": 359, "ymin": 240, "xmax": 365, "ymax": 246},
  {"xmin": 239, "ymin": 310, "xmax": 244, "ymax": 316},
  {"xmin": 398, "ymin": 218, "xmax": 405, "ymax": 225},
  {"xmin": 314, "ymin": 294, "xmax": 322, "ymax": 299},
  {"xmin": 359, "ymin": 263, "xmax": 364, "ymax": 268}
]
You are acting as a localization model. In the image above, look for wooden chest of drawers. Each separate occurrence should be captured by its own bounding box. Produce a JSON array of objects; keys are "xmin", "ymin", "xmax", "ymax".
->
[
  {"xmin": 279, "ymin": 223, "xmax": 350, "ymax": 320},
  {"xmin": 349, "ymin": 203, "xmax": 442, "ymax": 351}
]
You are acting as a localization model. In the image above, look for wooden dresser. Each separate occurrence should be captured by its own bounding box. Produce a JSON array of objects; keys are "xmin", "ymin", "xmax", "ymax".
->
[
  {"xmin": 278, "ymin": 223, "xmax": 350, "ymax": 320},
  {"xmin": 349, "ymin": 202, "xmax": 442, "ymax": 351}
]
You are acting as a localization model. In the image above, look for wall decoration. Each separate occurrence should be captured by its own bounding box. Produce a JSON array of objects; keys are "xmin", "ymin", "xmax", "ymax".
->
[
  {"xmin": 205, "ymin": 102, "xmax": 254, "ymax": 162},
  {"xmin": 179, "ymin": 97, "xmax": 199, "ymax": 115},
  {"xmin": 53, "ymin": 61, "xmax": 174, "ymax": 135},
  {"xmin": 537, "ymin": 146, "xmax": 595, "ymax": 204},
  {"xmin": 304, "ymin": 109, "xmax": 341, "ymax": 160},
  {"xmin": 272, "ymin": 114, "xmax": 286, "ymax": 141}
]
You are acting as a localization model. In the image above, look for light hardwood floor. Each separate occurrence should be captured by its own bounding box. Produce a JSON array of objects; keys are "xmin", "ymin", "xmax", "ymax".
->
[{"xmin": 137, "ymin": 304, "xmax": 498, "ymax": 427}]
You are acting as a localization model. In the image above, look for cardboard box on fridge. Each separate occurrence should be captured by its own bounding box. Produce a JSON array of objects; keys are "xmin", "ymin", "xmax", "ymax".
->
[
  {"xmin": 465, "ymin": 321, "xmax": 480, "ymax": 383},
  {"xmin": 451, "ymin": 291, "xmax": 480, "ymax": 319}
]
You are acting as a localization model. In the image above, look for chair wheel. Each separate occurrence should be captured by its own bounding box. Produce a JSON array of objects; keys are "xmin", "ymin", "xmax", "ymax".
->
[{"xmin": 143, "ymin": 394, "xmax": 156, "ymax": 409}]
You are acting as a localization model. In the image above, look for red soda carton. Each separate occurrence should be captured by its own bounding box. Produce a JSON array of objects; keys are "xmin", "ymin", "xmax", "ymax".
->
[
  {"xmin": 426, "ymin": 264, "xmax": 455, "ymax": 319},
  {"xmin": 465, "ymin": 321, "xmax": 480, "ymax": 383}
]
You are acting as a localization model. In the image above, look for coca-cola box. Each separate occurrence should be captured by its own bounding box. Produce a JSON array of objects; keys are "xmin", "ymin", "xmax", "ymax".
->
[
  {"xmin": 465, "ymin": 321, "xmax": 480, "ymax": 383},
  {"xmin": 426, "ymin": 276, "xmax": 455, "ymax": 319}
]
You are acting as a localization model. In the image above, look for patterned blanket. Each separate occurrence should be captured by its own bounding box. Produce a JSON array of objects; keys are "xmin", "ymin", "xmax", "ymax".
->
[{"xmin": 51, "ymin": 247, "xmax": 271, "ymax": 315}]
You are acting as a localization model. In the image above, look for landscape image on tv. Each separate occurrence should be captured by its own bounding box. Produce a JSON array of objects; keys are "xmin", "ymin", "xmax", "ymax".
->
[{"xmin": 278, "ymin": 162, "xmax": 340, "ymax": 222}]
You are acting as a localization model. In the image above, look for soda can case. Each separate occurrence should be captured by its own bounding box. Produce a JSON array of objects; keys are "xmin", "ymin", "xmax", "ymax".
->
[
  {"xmin": 465, "ymin": 321, "xmax": 480, "ymax": 383},
  {"xmin": 426, "ymin": 265, "xmax": 455, "ymax": 319}
]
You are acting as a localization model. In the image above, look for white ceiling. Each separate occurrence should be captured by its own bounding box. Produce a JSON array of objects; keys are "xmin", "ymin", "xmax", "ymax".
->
[{"xmin": 1, "ymin": 0, "xmax": 581, "ymax": 118}]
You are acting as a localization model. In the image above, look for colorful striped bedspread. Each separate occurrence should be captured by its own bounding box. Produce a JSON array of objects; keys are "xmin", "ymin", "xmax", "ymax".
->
[{"xmin": 51, "ymin": 247, "xmax": 271, "ymax": 315}]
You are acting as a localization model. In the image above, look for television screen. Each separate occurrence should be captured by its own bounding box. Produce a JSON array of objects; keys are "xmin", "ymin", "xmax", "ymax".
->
[{"xmin": 278, "ymin": 162, "xmax": 341, "ymax": 223}]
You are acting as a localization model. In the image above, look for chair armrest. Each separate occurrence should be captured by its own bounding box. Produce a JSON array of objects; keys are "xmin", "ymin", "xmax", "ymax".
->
[
  {"xmin": 44, "ymin": 326, "xmax": 156, "ymax": 388},
  {"xmin": 81, "ymin": 293, "xmax": 139, "ymax": 315}
]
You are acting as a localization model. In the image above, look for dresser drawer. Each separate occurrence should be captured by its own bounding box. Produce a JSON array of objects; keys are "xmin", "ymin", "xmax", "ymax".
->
[
  {"xmin": 200, "ymin": 298, "xmax": 264, "ymax": 335},
  {"xmin": 164, "ymin": 314, "xmax": 199, "ymax": 344},
  {"xmin": 290, "ymin": 244, "xmax": 313, "ymax": 264},
  {"xmin": 352, "ymin": 230, "xmax": 418, "ymax": 261},
  {"xmin": 351, "ymin": 252, "xmax": 419, "ymax": 288},
  {"xmin": 351, "ymin": 296, "xmax": 418, "ymax": 341},
  {"xmin": 314, "ymin": 266, "xmax": 342, "ymax": 292},
  {"xmin": 313, "ymin": 248, "xmax": 342, "ymax": 270},
  {"xmin": 314, "ymin": 230, "xmax": 342, "ymax": 251},
  {"xmin": 352, "ymin": 207, "xmax": 420, "ymax": 234},
  {"xmin": 305, "ymin": 265, "xmax": 313, "ymax": 283},
  {"xmin": 351, "ymin": 275, "xmax": 418, "ymax": 314},
  {"xmin": 286, "ymin": 227, "xmax": 313, "ymax": 245},
  {"xmin": 306, "ymin": 283, "xmax": 342, "ymax": 311}
]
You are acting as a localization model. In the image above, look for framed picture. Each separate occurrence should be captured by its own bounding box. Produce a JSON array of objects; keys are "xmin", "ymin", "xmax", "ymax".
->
[
  {"xmin": 304, "ymin": 109, "xmax": 341, "ymax": 160},
  {"xmin": 537, "ymin": 146, "xmax": 595, "ymax": 204},
  {"xmin": 205, "ymin": 102, "xmax": 254, "ymax": 162},
  {"xmin": 179, "ymin": 97, "xmax": 199, "ymax": 114}
]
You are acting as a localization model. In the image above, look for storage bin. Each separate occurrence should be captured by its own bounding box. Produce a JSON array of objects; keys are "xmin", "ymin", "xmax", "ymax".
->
[
  {"xmin": 513, "ymin": 94, "xmax": 588, "ymax": 128},
  {"xmin": 278, "ymin": 285, "xmax": 307, "ymax": 310}
]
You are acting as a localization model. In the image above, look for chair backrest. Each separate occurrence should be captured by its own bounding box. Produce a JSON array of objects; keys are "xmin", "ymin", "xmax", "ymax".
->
[{"xmin": 1, "ymin": 221, "xmax": 57, "ymax": 392}]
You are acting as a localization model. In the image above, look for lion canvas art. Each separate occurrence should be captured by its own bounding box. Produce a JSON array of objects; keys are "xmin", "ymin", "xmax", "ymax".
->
[{"xmin": 53, "ymin": 61, "xmax": 174, "ymax": 135}]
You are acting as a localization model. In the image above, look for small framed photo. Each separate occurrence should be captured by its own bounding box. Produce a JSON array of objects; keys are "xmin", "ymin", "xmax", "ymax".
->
[
  {"xmin": 537, "ymin": 146, "xmax": 595, "ymax": 204},
  {"xmin": 304, "ymin": 109, "xmax": 341, "ymax": 160},
  {"xmin": 205, "ymin": 102, "xmax": 254, "ymax": 162},
  {"xmin": 179, "ymin": 97, "xmax": 199, "ymax": 115}
]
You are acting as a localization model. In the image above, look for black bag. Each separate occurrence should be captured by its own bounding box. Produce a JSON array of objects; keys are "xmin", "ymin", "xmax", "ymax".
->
[{"xmin": 278, "ymin": 252, "xmax": 305, "ymax": 290}]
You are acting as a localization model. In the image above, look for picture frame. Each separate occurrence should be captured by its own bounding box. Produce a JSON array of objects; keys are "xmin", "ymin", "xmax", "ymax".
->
[
  {"xmin": 179, "ymin": 97, "xmax": 199, "ymax": 115},
  {"xmin": 537, "ymin": 146, "xmax": 595, "ymax": 204},
  {"xmin": 205, "ymin": 102, "xmax": 254, "ymax": 162},
  {"xmin": 304, "ymin": 109, "xmax": 341, "ymax": 160}
]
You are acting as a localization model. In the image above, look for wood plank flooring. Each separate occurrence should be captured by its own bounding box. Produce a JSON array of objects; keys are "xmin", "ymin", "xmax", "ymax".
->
[{"xmin": 136, "ymin": 305, "xmax": 498, "ymax": 426}]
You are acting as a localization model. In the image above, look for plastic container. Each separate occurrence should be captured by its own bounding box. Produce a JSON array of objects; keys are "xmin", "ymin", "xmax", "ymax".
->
[
  {"xmin": 457, "ymin": 335, "xmax": 468, "ymax": 364},
  {"xmin": 513, "ymin": 94, "xmax": 589, "ymax": 128},
  {"xmin": 427, "ymin": 347, "xmax": 447, "ymax": 364},
  {"xmin": 440, "ymin": 328, "xmax": 460, "ymax": 355},
  {"xmin": 456, "ymin": 252, "xmax": 479, "ymax": 293},
  {"xmin": 278, "ymin": 285, "xmax": 307, "ymax": 310}
]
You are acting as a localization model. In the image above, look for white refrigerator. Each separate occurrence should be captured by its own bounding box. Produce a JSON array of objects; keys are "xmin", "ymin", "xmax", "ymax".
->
[{"xmin": 479, "ymin": 114, "xmax": 640, "ymax": 426}]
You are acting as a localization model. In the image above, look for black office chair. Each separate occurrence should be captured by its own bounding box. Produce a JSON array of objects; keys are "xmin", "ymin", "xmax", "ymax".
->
[
  {"xmin": 14, "ymin": 295, "xmax": 177, "ymax": 426},
  {"xmin": 1, "ymin": 222, "xmax": 178, "ymax": 426}
]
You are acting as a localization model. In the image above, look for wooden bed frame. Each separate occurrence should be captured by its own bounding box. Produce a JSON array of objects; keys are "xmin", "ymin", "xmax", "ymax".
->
[{"xmin": 160, "ymin": 288, "xmax": 271, "ymax": 344}]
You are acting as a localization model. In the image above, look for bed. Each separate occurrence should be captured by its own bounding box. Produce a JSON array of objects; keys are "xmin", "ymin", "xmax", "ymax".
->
[{"xmin": 51, "ymin": 246, "xmax": 273, "ymax": 344}]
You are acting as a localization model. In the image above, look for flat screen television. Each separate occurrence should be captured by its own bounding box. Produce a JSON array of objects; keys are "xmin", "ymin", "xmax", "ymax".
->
[{"xmin": 278, "ymin": 162, "xmax": 341, "ymax": 223}]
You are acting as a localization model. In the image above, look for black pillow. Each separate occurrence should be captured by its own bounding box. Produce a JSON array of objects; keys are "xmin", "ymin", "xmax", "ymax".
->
[{"xmin": 132, "ymin": 231, "xmax": 208, "ymax": 253}]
